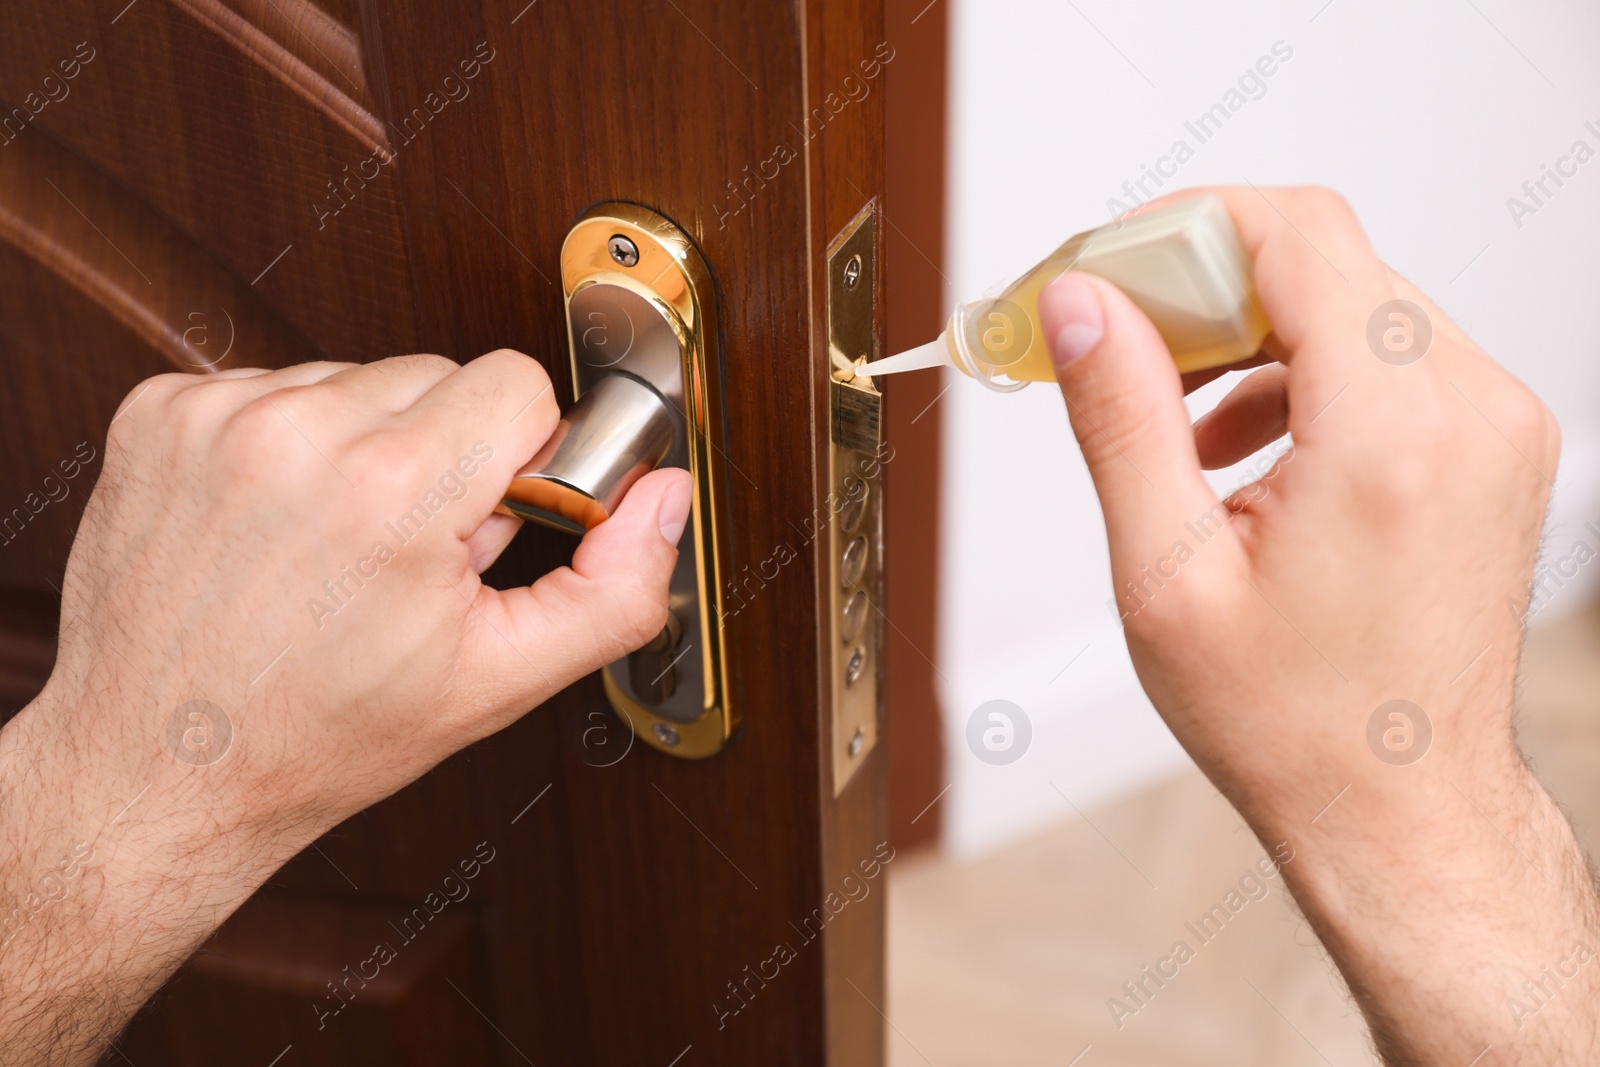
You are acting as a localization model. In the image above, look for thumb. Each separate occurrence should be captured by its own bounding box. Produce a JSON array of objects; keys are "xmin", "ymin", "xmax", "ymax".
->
[
  {"xmin": 467, "ymin": 466, "xmax": 691, "ymax": 708},
  {"xmin": 1040, "ymin": 271, "xmax": 1219, "ymax": 567}
]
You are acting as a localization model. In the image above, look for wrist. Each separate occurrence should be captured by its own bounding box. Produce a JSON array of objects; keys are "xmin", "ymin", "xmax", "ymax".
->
[
  {"xmin": 3, "ymin": 684, "xmax": 297, "ymax": 938},
  {"xmin": 1238, "ymin": 736, "xmax": 1600, "ymax": 1056},
  {"xmin": 1218, "ymin": 684, "xmax": 1526, "ymax": 847}
]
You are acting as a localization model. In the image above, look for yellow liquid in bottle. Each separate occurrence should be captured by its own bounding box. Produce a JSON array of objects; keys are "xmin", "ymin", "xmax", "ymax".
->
[{"xmin": 949, "ymin": 196, "xmax": 1270, "ymax": 384}]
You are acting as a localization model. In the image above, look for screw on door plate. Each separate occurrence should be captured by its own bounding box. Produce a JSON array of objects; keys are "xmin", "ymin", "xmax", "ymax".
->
[{"xmin": 608, "ymin": 234, "xmax": 640, "ymax": 267}]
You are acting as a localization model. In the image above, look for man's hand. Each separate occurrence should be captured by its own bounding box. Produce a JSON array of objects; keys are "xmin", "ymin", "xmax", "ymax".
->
[
  {"xmin": 0, "ymin": 350, "xmax": 690, "ymax": 1064},
  {"xmin": 1040, "ymin": 187, "xmax": 1596, "ymax": 1063}
]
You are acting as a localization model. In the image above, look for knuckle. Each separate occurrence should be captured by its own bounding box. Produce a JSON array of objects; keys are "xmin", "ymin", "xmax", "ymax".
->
[
  {"xmin": 228, "ymin": 388, "xmax": 296, "ymax": 446},
  {"xmin": 479, "ymin": 347, "xmax": 553, "ymax": 395},
  {"xmin": 217, "ymin": 388, "xmax": 323, "ymax": 482},
  {"xmin": 1293, "ymin": 185, "xmax": 1357, "ymax": 227},
  {"xmin": 384, "ymin": 352, "xmax": 459, "ymax": 380},
  {"xmin": 106, "ymin": 373, "xmax": 191, "ymax": 445},
  {"xmin": 1541, "ymin": 407, "xmax": 1563, "ymax": 468},
  {"xmin": 479, "ymin": 347, "xmax": 537, "ymax": 371},
  {"xmin": 128, "ymin": 371, "xmax": 193, "ymax": 402},
  {"xmin": 1287, "ymin": 186, "xmax": 1371, "ymax": 255},
  {"xmin": 164, "ymin": 375, "xmax": 237, "ymax": 430},
  {"xmin": 1502, "ymin": 387, "xmax": 1560, "ymax": 470}
]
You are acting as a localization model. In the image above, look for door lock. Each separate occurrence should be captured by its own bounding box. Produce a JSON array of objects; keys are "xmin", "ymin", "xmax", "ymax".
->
[
  {"xmin": 498, "ymin": 204, "xmax": 736, "ymax": 758},
  {"xmin": 827, "ymin": 203, "xmax": 884, "ymax": 795}
]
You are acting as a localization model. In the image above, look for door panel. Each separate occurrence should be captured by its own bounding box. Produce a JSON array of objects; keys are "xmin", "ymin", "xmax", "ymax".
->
[
  {"xmin": 133, "ymin": 887, "xmax": 504, "ymax": 1065},
  {"xmin": 0, "ymin": 127, "xmax": 315, "ymax": 592},
  {"xmin": 0, "ymin": 0, "xmax": 417, "ymax": 360},
  {"xmin": 0, "ymin": 1, "xmax": 889, "ymax": 1064}
]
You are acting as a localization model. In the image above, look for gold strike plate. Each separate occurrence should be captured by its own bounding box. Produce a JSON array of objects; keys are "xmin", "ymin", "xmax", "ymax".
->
[
  {"xmin": 560, "ymin": 204, "xmax": 735, "ymax": 758},
  {"xmin": 827, "ymin": 203, "xmax": 883, "ymax": 795}
]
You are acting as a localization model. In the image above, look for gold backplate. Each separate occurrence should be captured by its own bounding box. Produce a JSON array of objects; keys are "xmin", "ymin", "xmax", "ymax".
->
[
  {"xmin": 561, "ymin": 204, "xmax": 735, "ymax": 758},
  {"xmin": 827, "ymin": 203, "xmax": 884, "ymax": 795}
]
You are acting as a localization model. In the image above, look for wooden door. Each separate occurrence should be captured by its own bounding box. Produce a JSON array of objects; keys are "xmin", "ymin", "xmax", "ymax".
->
[{"xmin": 0, "ymin": 1, "xmax": 891, "ymax": 1063}]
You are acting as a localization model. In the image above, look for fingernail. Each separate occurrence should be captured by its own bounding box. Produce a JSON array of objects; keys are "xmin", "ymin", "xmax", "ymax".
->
[
  {"xmin": 1042, "ymin": 273, "xmax": 1105, "ymax": 369},
  {"xmin": 657, "ymin": 476, "xmax": 693, "ymax": 545}
]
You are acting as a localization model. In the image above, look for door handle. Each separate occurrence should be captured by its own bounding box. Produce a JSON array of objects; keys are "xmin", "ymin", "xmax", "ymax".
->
[
  {"xmin": 498, "ymin": 204, "xmax": 735, "ymax": 758},
  {"xmin": 500, "ymin": 372, "xmax": 674, "ymax": 533}
]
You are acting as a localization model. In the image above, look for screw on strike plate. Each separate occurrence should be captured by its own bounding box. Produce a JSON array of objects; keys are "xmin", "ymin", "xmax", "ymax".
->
[
  {"xmin": 843, "ymin": 254, "xmax": 862, "ymax": 289},
  {"xmin": 848, "ymin": 728, "xmax": 864, "ymax": 758},
  {"xmin": 609, "ymin": 235, "xmax": 640, "ymax": 267},
  {"xmin": 653, "ymin": 722, "xmax": 680, "ymax": 747}
]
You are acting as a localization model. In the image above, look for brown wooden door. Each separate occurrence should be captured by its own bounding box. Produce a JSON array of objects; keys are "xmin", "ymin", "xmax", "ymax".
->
[{"xmin": 0, "ymin": 1, "xmax": 892, "ymax": 1063}]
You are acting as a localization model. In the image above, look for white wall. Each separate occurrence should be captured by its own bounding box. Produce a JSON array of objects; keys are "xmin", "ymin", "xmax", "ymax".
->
[{"xmin": 937, "ymin": 0, "xmax": 1600, "ymax": 856}]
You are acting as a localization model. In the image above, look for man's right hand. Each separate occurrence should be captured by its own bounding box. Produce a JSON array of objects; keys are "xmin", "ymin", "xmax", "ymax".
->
[{"xmin": 1039, "ymin": 186, "xmax": 1594, "ymax": 1064}]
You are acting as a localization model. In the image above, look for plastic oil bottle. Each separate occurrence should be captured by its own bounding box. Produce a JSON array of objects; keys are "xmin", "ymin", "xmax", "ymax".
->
[{"xmin": 859, "ymin": 195, "xmax": 1270, "ymax": 390}]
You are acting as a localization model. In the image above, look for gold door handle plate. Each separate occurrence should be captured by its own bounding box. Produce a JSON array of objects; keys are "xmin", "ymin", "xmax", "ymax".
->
[{"xmin": 502, "ymin": 204, "xmax": 735, "ymax": 758}]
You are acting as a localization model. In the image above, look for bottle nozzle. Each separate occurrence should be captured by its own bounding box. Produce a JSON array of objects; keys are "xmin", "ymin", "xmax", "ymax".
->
[{"xmin": 856, "ymin": 334, "xmax": 951, "ymax": 379}]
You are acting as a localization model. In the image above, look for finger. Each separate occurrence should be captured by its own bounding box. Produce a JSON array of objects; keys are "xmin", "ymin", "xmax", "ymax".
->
[
  {"xmin": 315, "ymin": 353, "xmax": 461, "ymax": 411},
  {"xmin": 461, "ymin": 467, "xmax": 692, "ymax": 714},
  {"xmin": 120, "ymin": 362, "xmax": 359, "ymax": 432},
  {"xmin": 464, "ymin": 512, "xmax": 523, "ymax": 574},
  {"xmin": 1041, "ymin": 271, "xmax": 1222, "ymax": 566},
  {"xmin": 1180, "ymin": 351, "xmax": 1273, "ymax": 396},
  {"xmin": 202, "ymin": 366, "xmax": 274, "ymax": 381},
  {"xmin": 1178, "ymin": 333, "xmax": 1288, "ymax": 396},
  {"xmin": 1192, "ymin": 364, "xmax": 1291, "ymax": 470},
  {"xmin": 234, "ymin": 361, "xmax": 360, "ymax": 392},
  {"xmin": 400, "ymin": 349, "xmax": 561, "ymax": 531}
]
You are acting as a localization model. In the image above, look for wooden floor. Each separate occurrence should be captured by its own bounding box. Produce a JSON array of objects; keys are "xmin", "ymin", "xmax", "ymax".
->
[{"xmin": 887, "ymin": 600, "xmax": 1600, "ymax": 1066}]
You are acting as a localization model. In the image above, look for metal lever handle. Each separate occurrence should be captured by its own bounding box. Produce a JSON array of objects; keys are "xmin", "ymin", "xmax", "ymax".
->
[
  {"xmin": 500, "ymin": 373, "xmax": 675, "ymax": 533},
  {"xmin": 500, "ymin": 204, "xmax": 733, "ymax": 757}
]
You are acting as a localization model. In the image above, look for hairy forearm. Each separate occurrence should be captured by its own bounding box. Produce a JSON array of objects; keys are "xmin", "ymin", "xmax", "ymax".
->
[
  {"xmin": 1251, "ymin": 746, "xmax": 1600, "ymax": 1065},
  {"xmin": 0, "ymin": 689, "xmax": 290, "ymax": 1066}
]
